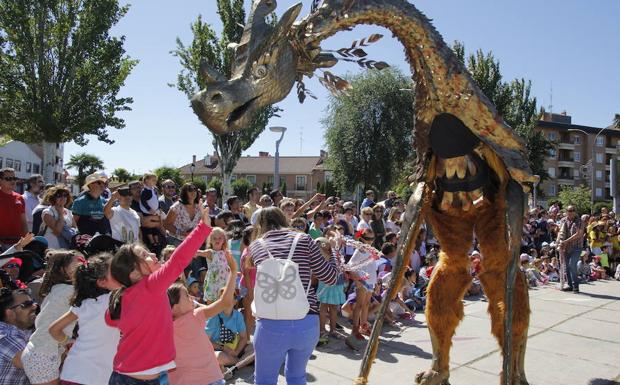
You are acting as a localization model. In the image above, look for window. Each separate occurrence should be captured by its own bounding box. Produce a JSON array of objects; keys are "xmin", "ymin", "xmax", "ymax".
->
[
  {"xmin": 230, "ymin": 175, "xmax": 237, "ymax": 182},
  {"xmin": 573, "ymin": 168, "xmax": 579, "ymax": 178},
  {"xmin": 280, "ymin": 176, "xmax": 286, "ymax": 188},
  {"xmin": 573, "ymin": 136, "xmax": 581, "ymax": 144},
  {"xmin": 548, "ymin": 167, "xmax": 556, "ymax": 178},
  {"xmin": 596, "ymin": 170, "xmax": 603, "ymax": 180},
  {"xmin": 0, "ymin": 157, "xmax": 3, "ymax": 168},
  {"xmin": 267, "ymin": 175, "xmax": 274, "ymax": 185},
  {"xmin": 5, "ymin": 158, "xmax": 13, "ymax": 168},
  {"xmin": 548, "ymin": 148, "xmax": 557, "ymax": 158},
  {"xmin": 245, "ymin": 175, "xmax": 256, "ymax": 184},
  {"xmin": 14, "ymin": 160, "xmax": 21, "ymax": 172},
  {"xmin": 26, "ymin": 162, "xmax": 32, "ymax": 173},
  {"xmin": 596, "ymin": 153, "xmax": 604, "ymax": 163},
  {"xmin": 33, "ymin": 163, "xmax": 40, "ymax": 173},
  {"xmin": 574, "ymin": 152, "xmax": 581, "ymax": 162},
  {"xmin": 548, "ymin": 185, "xmax": 556, "ymax": 196},
  {"xmin": 295, "ymin": 175, "xmax": 306, "ymax": 191},
  {"xmin": 596, "ymin": 137, "xmax": 604, "ymax": 147},
  {"xmin": 596, "ymin": 187, "xmax": 603, "ymax": 197},
  {"xmin": 547, "ymin": 132, "xmax": 556, "ymax": 141},
  {"xmin": 202, "ymin": 175, "xmax": 208, "ymax": 182}
]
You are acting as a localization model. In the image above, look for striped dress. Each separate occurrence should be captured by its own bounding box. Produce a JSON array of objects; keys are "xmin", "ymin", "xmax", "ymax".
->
[{"xmin": 248, "ymin": 229, "xmax": 339, "ymax": 314}]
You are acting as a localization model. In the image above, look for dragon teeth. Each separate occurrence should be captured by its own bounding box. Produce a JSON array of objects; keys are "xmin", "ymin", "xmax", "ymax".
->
[
  {"xmin": 467, "ymin": 157, "xmax": 477, "ymax": 176},
  {"xmin": 436, "ymin": 158, "xmax": 446, "ymax": 177},
  {"xmin": 445, "ymin": 158, "xmax": 458, "ymax": 179},
  {"xmin": 459, "ymin": 191, "xmax": 471, "ymax": 211},
  {"xmin": 456, "ymin": 157, "xmax": 467, "ymax": 179},
  {"xmin": 440, "ymin": 191, "xmax": 453, "ymax": 211}
]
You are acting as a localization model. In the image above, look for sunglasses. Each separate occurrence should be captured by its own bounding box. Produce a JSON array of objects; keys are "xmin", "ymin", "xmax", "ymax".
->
[
  {"xmin": 4, "ymin": 263, "xmax": 20, "ymax": 269},
  {"xmin": 1, "ymin": 176, "xmax": 18, "ymax": 181},
  {"xmin": 9, "ymin": 300, "xmax": 37, "ymax": 310}
]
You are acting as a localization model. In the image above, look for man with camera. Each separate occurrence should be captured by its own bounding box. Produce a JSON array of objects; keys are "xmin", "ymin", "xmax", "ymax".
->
[{"xmin": 104, "ymin": 186, "xmax": 141, "ymax": 244}]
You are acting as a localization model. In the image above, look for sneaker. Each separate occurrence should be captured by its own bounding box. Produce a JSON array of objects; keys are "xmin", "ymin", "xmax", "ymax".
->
[
  {"xmin": 317, "ymin": 333, "xmax": 329, "ymax": 347},
  {"xmin": 561, "ymin": 286, "xmax": 574, "ymax": 292},
  {"xmin": 334, "ymin": 323, "xmax": 344, "ymax": 330},
  {"xmin": 573, "ymin": 288, "xmax": 580, "ymax": 293}
]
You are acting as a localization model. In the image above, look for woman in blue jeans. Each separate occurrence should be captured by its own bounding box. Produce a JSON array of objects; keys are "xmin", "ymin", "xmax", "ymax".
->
[{"xmin": 248, "ymin": 207, "xmax": 339, "ymax": 385}]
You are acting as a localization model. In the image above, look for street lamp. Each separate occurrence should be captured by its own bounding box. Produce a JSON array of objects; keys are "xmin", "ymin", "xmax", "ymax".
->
[
  {"xmin": 269, "ymin": 126, "xmax": 287, "ymax": 190},
  {"xmin": 568, "ymin": 126, "xmax": 609, "ymax": 211},
  {"xmin": 189, "ymin": 163, "xmax": 196, "ymax": 182}
]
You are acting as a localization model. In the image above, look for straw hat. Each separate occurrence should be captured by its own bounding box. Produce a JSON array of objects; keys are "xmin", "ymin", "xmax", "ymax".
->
[{"xmin": 82, "ymin": 172, "xmax": 108, "ymax": 191}]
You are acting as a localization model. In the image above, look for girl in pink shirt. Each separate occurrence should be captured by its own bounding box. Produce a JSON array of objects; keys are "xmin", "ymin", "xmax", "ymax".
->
[
  {"xmin": 166, "ymin": 251, "xmax": 236, "ymax": 385},
  {"xmin": 105, "ymin": 205, "xmax": 212, "ymax": 385}
]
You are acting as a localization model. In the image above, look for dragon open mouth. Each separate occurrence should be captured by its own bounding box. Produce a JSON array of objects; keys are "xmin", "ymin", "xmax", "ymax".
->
[
  {"xmin": 226, "ymin": 95, "xmax": 261, "ymax": 125},
  {"xmin": 435, "ymin": 153, "xmax": 490, "ymax": 212}
]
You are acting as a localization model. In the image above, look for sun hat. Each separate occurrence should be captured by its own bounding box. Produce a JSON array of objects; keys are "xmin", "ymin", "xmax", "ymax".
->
[
  {"xmin": 541, "ymin": 242, "xmax": 549, "ymax": 248},
  {"xmin": 520, "ymin": 253, "xmax": 531, "ymax": 262},
  {"xmin": 83, "ymin": 172, "xmax": 108, "ymax": 191}
]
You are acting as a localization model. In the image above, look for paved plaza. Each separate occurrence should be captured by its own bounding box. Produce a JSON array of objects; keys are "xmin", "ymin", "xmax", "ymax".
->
[{"xmin": 232, "ymin": 280, "xmax": 620, "ymax": 385}]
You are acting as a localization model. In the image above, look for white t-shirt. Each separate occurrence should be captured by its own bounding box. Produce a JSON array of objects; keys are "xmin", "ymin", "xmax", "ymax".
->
[
  {"xmin": 348, "ymin": 249, "xmax": 377, "ymax": 285},
  {"xmin": 61, "ymin": 293, "xmax": 120, "ymax": 385},
  {"xmin": 29, "ymin": 283, "xmax": 75, "ymax": 354},
  {"xmin": 22, "ymin": 190, "xmax": 40, "ymax": 232},
  {"xmin": 109, "ymin": 206, "xmax": 141, "ymax": 243},
  {"xmin": 42, "ymin": 206, "xmax": 74, "ymax": 249},
  {"xmin": 356, "ymin": 220, "xmax": 371, "ymax": 231}
]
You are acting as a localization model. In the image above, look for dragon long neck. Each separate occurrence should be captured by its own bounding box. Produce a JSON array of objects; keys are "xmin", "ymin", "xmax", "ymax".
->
[{"xmin": 296, "ymin": 0, "xmax": 522, "ymax": 181}]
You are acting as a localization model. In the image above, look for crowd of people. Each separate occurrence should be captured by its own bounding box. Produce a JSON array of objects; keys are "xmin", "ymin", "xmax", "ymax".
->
[{"xmin": 1, "ymin": 165, "xmax": 620, "ymax": 385}]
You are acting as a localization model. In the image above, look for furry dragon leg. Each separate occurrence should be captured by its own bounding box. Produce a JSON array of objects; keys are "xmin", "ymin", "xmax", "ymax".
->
[
  {"xmin": 354, "ymin": 182, "xmax": 428, "ymax": 385},
  {"xmin": 475, "ymin": 181, "xmax": 530, "ymax": 385},
  {"xmin": 415, "ymin": 205, "xmax": 475, "ymax": 385}
]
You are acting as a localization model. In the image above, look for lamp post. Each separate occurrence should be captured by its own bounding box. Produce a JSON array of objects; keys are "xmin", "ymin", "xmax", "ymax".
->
[
  {"xmin": 567, "ymin": 127, "xmax": 609, "ymax": 211},
  {"xmin": 269, "ymin": 126, "xmax": 287, "ymax": 190},
  {"xmin": 189, "ymin": 163, "xmax": 196, "ymax": 182}
]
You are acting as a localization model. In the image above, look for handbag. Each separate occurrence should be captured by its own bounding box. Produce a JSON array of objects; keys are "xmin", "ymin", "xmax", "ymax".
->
[{"xmin": 251, "ymin": 233, "xmax": 310, "ymax": 320}]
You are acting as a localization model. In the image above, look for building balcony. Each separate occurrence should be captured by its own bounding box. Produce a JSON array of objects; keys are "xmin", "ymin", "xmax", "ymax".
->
[
  {"xmin": 606, "ymin": 165, "xmax": 610, "ymax": 171},
  {"xmin": 605, "ymin": 147, "xmax": 617, "ymax": 154},
  {"xmin": 557, "ymin": 178, "xmax": 574, "ymax": 186},
  {"xmin": 558, "ymin": 142, "xmax": 575, "ymax": 150},
  {"xmin": 557, "ymin": 160, "xmax": 574, "ymax": 168}
]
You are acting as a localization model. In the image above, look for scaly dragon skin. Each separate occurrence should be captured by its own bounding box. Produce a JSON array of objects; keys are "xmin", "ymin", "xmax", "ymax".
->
[{"xmin": 191, "ymin": 1, "xmax": 534, "ymax": 384}]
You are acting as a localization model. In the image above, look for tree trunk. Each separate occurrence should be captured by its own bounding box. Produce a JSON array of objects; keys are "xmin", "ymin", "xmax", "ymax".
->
[{"xmin": 42, "ymin": 141, "xmax": 59, "ymax": 184}]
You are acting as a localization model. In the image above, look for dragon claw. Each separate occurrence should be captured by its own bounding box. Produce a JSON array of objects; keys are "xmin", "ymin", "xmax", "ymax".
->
[{"xmin": 415, "ymin": 369, "xmax": 450, "ymax": 385}]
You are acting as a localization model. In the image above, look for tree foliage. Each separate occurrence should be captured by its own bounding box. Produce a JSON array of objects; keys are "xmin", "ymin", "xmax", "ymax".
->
[
  {"xmin": 0, "ymin": 0, "xmax": 137, "ymax": 145},
  {"xmin": 66, "ymin": 153, "xmax": 104, "ymax": 188},
  {"xmin": 153, "ymin": 166, "xmax": 184, "ymax": 189},
  {"xmin": 170, "ymin": 1, "xmax": 279, "ymax": 199},
  {"xmin": 452, "ymin": 41, "xmax": 553, "ymax": 187},
  {"xmin": 113, "ymin": 167, "xmax": 131, "ymax": 182},
  {"xmin": 323, "ymin": 68, "xmax": 414, "ymax": 194},
  {"xmin": 557, "ymin": 185, "xmax": 591, "ymax": 215},
  {"xmin": 231, "ymin": 178, "xmax": 253, "ymax": 200},
  {"xmin": 207, "ymin": 177, "xmax": 223, "ymax": 198}
]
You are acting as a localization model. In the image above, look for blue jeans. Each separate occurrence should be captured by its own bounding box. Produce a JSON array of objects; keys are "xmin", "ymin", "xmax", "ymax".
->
[
  {"xmin": 254, "ymin": 314, "xmax": 319, "ymax": 385},
  {"xmin": 108, "ymin": 372, "xmax": 160, "ymax": 385},
  {"xmin": 566, "ymin": 247, "xmax": 581, "ymax": 290}
]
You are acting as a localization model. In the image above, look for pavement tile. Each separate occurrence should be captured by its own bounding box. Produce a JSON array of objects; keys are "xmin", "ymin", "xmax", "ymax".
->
[
  {"xmin": 552, "ymin": 317, "xmax": 620, "ymax": 343},
  {"xmin": 580, "ymin": 308, "xmax": 620, "ymax": 324},
  {"xmin": 527, "ymin": 330, "xmax": 620, "ymax": 367}
]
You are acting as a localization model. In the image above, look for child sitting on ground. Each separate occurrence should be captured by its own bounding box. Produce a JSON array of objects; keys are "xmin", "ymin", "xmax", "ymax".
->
[
  {"xmin": 205, "ymin": 289, "xmax": 254, "ymax": 377},
  {"xmin": 541, "ymin": 255, "xmax": 559, "ymax": 282},
  {"xmin": 577, "ymin": 251, "xmax": 592, "ymax": 283},
  {"xmin": 590, "ymin": 255, "xmax": 607, "ymax": 280}
]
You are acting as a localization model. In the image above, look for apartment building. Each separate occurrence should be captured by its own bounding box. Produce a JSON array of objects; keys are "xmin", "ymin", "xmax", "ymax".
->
[{"xmin": 537, "ymin": 112, "xmax": 619, "ymax": 201}]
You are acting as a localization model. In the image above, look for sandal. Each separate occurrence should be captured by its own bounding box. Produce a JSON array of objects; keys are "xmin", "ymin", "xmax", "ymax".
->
[{"xmin": 317, "ymin": 332, "xmax": 329, "ymax": 347}]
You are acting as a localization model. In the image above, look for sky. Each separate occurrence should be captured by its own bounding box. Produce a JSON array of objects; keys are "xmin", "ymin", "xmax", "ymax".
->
[{"xmin": 64, "ymin": 0, "xmax": 620, "ymax": 176}]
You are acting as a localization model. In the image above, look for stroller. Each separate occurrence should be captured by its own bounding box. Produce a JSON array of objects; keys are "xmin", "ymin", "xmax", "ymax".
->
[{"xmin": 72, "ymin": 233, "xmax": 125, "ymax": 257}]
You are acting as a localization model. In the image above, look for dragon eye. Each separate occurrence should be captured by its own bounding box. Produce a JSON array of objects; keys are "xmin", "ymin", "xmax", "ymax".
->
[{"xmin": 253, "ymin": 64, "xmax": 268, "ymax": 79}]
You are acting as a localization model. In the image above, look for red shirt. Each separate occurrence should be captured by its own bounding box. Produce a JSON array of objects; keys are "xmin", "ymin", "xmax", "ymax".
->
[
  {"xmin": 0, "ymin": 190, "xmax": 25, "ymax": 244},
  {"xmin": 105, "ymin": 222, "xmax": 211, "ymax": 373}
]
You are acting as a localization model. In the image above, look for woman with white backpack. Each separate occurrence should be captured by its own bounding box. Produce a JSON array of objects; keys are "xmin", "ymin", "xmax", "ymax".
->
[{"xmin": 248, "ymin": 207, "xmax": 339, "ymax": 385}]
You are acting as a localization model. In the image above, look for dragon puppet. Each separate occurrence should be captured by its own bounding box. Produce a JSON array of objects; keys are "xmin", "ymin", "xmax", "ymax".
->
[{"xmin": 191, "ymin": 1, "xmax": 538, "ymax": 384}]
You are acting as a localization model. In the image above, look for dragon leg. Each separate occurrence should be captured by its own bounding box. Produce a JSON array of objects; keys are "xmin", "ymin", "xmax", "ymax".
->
[
  {"xmin": 354, "ymin": 182, "xmax": 428, "ymax": 385},
  {"xmin": 415, "ymin": 204, "xmax": 475, "ymax": 385},
  {"xmin": 475, "ymin": 181, "xmax": 530, "ymax": 385}
]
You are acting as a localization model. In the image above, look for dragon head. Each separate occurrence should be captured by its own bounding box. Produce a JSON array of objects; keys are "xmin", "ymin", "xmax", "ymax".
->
[{"xmin": 191, "ymin": 0, "xmax": 303, "ymax": 134}]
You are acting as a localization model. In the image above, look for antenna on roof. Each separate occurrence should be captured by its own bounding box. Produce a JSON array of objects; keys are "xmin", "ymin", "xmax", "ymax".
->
[{"xmin": 549, "ymin": 82, "xmax": 553, "ymax": 114}]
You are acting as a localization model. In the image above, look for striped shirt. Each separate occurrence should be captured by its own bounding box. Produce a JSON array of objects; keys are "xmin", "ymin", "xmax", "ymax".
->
[
  {"xmin": 249, "ymin": 229, "xmax": 338, "ymax": 314},
  {"xmin": 558, "ymin": 216, "xmax": 583, "ymax": 251}
]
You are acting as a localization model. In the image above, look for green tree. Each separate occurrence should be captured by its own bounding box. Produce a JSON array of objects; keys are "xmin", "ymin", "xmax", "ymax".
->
[
  {"xmin": 323, "ymin": 68, "xmax": 414, "ymax": 193},
  {"xmin": 190, "ymin": 179, "xmax": 207, "ymax": 196},
  {"xmin": 558, "ymin": 185, "xmax": 591, "ymax": 215},
  {"xmin": 170, "ymin": 1, "xmax": 279, "ymax": 200},
  {"xmin": 66, "ymin": 153, "xmax": 104, "ymax": 188},
  {"xmin": 231, "ymin": 178, "xmax": 253, "ymax": 200},
  {"xmin": 452, "ymin": 41, "xmax": 553, "ymax": 189},
  {"xmin": 207, "ymin": 177, "xmax": 223, "ymax": 198},
  {"xmin": 113, "ymin": 168, "xmax": 131, "ymax": 182},
  {"xmin": 153, "ymin": 166, "xmax": 184, "ymax": 188},
  {"xmin": 0, "ymin": 0, "xmax": 137, "ymax": 182}
]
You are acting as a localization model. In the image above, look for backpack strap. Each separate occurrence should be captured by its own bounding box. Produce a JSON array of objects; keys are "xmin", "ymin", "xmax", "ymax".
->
[
  {"xmin": 258, "ymin": 238, "xmax": 275, "ymax": 259},
  {"xmin": 287, "ymin": 233, "xmax": 302, "ymax": 261}
]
